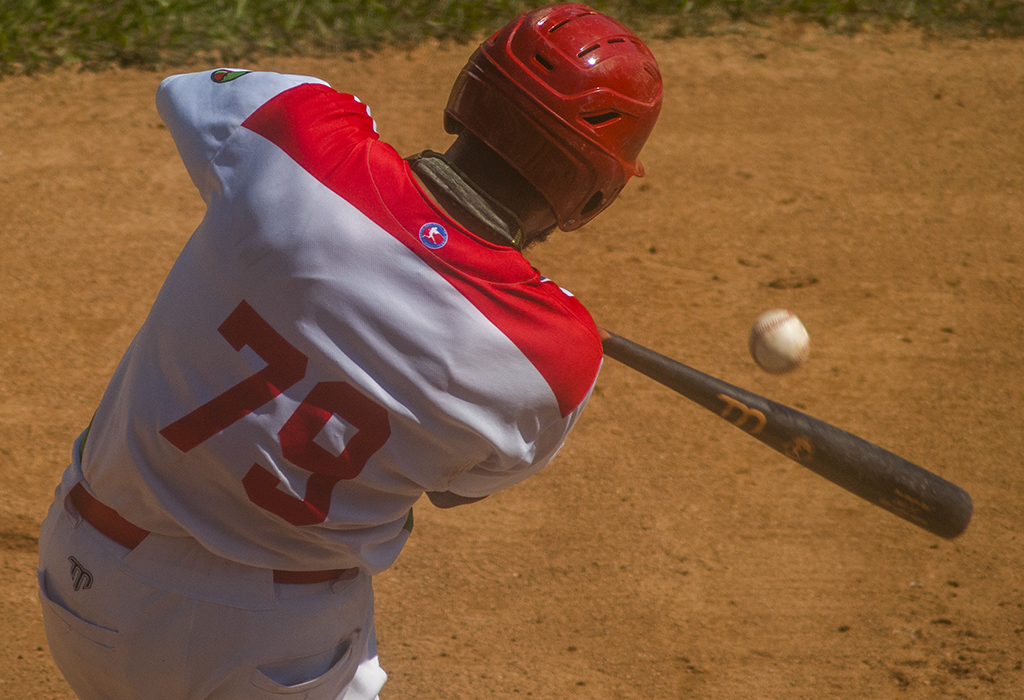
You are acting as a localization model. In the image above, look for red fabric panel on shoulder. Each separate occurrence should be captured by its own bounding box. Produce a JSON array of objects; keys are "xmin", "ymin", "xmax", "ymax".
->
[{"xmin": 242, "ymin": 84, "xmax": 602, "ymax": 416}]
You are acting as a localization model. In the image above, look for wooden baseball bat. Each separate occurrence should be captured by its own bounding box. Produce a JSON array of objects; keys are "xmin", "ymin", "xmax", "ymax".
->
[{"xmin": 600, "ymin": 329, "xmax": 973, "ymax": 539}]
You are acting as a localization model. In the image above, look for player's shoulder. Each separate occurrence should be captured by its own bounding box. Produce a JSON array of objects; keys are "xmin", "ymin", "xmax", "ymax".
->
[
  {"xmin": 157, "ymin": 69, "xmax": 333, "ymax": 126},
  {"xmin": 159, "ymin": 68, "xmax": 329, "ymax": 97},
  {"xmin": 536, "ymin": 276, "xmax": 598, "ymax": 335},
  {"xmin": 240, "ymin": 76, "xmax": 377, "ymax": 138},
  {"xmin": 519, "ymin": 276, "xmax": 603, "ymax": 417}
]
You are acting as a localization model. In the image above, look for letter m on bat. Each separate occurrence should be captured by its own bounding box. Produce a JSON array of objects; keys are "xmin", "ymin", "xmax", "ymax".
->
[{"xmin": 717, "ymin": 394, "xmax": 767, "ymax": 435}]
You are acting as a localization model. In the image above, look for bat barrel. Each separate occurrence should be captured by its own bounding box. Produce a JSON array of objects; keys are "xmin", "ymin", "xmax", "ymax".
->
[
  {"xmin": 601, "ymin": 330, "xmax": 973, "ymax": 539},
  {"xmin": 761, "ymin": 402, "xmax": 973, "ymax": 539}
]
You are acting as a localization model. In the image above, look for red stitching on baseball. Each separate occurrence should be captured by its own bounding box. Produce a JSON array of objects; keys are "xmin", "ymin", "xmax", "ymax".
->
[
  {"xmin": 750, "ymin": 310, "xmax": 805, "ymax": 371},
  {"xmin": 757, "ymin": 310, "xmax": 795, "ymax": 336}
]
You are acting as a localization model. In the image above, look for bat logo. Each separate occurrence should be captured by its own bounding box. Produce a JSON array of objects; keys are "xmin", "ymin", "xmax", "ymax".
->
[
  {"xmin": 717, "ymin": 394, "xmax": 766, "ymax": 435},
  {"xmin": 783, "ymin": 436, "xmax": 814, "ymax": 462},
  {"xmin": 879, "ymin": 489, "xmax": 932, "ymax": 526}
]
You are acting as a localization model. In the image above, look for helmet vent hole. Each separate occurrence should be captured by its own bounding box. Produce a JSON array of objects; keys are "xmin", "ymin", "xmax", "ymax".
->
[
  {"xmin": 608, "ymin": 38, "xmax": 625, "ymax": 44},
  {"xmin": 578, "ymin": 44, "xmax": 600, "ymax": 58},
  {"xmin": 549, "ymin": 19, "xmax": 572, "ymax": 33},
  {"xmin": 583, "ymin": 111, "xmax": 621, "ymax": 126},
  {"xmin": 534, "ymin": 54, "xmax": 554, "ymax": 71},
  {"xmin": 581, "ymin": 192, "xmax": 604, "ymax": 216}
]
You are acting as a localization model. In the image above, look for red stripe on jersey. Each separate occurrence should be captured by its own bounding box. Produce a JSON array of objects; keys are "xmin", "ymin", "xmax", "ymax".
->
[{"xmin": 242, "ymin": 85, "xmax": 602, "ymax": 417}]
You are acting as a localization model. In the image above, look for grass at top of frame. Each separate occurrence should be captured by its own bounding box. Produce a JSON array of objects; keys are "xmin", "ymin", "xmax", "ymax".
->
[{"xmin": 1, "ymin": 0, "xmax": 1023, "ymax": 77}]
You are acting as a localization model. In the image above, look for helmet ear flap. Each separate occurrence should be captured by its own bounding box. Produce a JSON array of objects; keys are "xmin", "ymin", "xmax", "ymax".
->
[
  {"xmin": 573, "ymin": 180, "xmax": 626, "ymax": 230},
  {"xmin": 444, "ymin": 3, "xmax": 662, "ymax": 231}
]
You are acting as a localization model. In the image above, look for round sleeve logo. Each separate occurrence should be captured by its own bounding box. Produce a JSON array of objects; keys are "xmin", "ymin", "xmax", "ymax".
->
[
  {"xmin": 211, "ymin": 69, "xmax": 251, "ymax": 83},
  {"xmin": 418, "ymin": 223, "xmax": 448, "ymax": 250}
]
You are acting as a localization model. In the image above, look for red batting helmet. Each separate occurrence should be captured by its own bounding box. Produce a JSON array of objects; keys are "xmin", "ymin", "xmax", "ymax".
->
[{"xmin": 444, "ymin": 3, "xmax": 663, "ymax": 231}]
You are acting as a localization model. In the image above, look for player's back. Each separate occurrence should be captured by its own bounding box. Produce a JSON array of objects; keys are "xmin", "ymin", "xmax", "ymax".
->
[{"xmin": 74, "ymin": 70, "xmax": 603, "ymax": 575}]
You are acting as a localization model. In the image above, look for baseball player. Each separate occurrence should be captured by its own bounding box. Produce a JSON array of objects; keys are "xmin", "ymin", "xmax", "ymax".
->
[{"xmin": 36, "ymin": 4, "xmax": 662, "ymax": 699}]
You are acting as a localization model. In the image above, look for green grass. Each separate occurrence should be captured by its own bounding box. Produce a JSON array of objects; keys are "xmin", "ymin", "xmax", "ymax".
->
[{"xmin": 1, "ymin": 0, "xmax": 1022, "ymax": 76}]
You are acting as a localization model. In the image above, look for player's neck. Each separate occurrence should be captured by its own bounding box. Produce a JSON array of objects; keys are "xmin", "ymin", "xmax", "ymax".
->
[
  {"xmin": 442, "ymin": 134, "xmax": 558, "ymax": 245},
  {"xmin": 408, "ymin": 150, "xmax": 525, "ymax": 249}
]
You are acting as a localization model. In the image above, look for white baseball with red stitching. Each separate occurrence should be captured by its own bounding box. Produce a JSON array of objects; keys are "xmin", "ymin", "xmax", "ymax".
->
[{"xmin": 748, "ymin": 309, "xmax": 809, "ymax": 374}]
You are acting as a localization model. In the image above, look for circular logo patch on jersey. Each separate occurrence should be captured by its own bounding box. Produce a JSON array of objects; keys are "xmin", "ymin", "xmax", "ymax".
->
[{"xmin": 418, "ymin": 223, "xmax": 448, "ymax": 250}]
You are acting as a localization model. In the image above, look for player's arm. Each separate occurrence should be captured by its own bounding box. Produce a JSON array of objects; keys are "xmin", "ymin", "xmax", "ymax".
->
[{"xmin": 426, "ymin": 491, "xmax": 488, "ymax": 509}]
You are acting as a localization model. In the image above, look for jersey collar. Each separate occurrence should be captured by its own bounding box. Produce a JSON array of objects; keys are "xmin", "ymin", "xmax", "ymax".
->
[{"xmin": 406, "ymin": 150, "xmax": 525, "ymax": 251}]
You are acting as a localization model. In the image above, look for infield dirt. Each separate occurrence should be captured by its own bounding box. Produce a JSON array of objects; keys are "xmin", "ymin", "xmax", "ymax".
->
[{"xmin": 1, "ymin": 23, "xmax": 1022, "ymax": 699}]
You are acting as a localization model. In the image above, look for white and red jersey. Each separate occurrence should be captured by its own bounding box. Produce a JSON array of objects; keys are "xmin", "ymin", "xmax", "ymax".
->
[{"xmin": 70, "ymin": 69, "xmax": 603, "ymax": 575}]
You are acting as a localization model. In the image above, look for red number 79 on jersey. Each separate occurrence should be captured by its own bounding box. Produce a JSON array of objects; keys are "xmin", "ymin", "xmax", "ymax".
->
[{"xmin": 159, "ymin": 301, "xmax": 390, "ymax": 526}]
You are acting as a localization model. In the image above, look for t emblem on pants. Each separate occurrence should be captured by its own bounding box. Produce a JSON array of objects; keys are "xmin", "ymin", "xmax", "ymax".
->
[{"xmin": 68, "ymin": 556, "xmax": 93, "ymax": 591}]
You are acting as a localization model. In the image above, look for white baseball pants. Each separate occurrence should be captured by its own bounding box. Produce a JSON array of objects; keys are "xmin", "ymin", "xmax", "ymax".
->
[{"xmin": 37, "ymin": 482, "xmax": 387, "ymax": 700}]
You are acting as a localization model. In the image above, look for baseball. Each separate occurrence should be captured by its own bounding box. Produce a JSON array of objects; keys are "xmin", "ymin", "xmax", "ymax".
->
[{"xmin": 748, "ymin": 309, "xmax": 809, "ymax": 374}]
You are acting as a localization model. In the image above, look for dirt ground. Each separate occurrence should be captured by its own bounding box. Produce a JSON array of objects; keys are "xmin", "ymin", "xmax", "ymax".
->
[{"xmin": 2, "ymin": 22, "xmax": 1023, "ymax": 700}]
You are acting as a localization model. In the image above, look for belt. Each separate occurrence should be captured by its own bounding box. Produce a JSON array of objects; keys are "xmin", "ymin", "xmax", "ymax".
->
[{"xmin": 68, "ymin": 483, "xmax": 354, "ymax": 584}]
